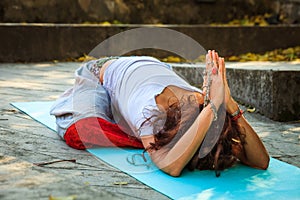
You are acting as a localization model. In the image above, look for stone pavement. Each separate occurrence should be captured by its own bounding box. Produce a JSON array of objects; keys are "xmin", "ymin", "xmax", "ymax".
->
[{"xmin": 0, "ymin": 62, "xmax": 299, "ymax": 200}]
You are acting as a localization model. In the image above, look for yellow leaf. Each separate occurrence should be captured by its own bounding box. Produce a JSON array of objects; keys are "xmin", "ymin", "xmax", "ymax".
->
[
  {"xmin": 228, "ymin": 56, "xmax": 239, "ymax": 61},
  {"xmin": 162, "ymin": 56, "xmax": 181, "ymax": 63},
  {"xmin": 282, "ymin": 48, "xmax": 294, "ymax": 55},
  {"xmin": 275, "ymin": 54, "xmax": 285, "ymax": 61},
  {"xmin": 113, "ymin": 181, "xmax": 128, "ymax": 185},
  {"xmin": 226, "ymin": 46, "xmax": 300, "ymax": 62},
  {"xmin": 194, "ymin": 55, "xmax": 206, "ymax": 62},
  {"xmin": 49, "ymin": 195, "xmax": 77, "ymax": 200},
  {"xmin": 247, "ymin": 107, "xmax": 256, "ymax": 113},
  {"xmin": 77, "ymin": 57, "xmax": 85, "ymax": 62},
  {"xmin": 258, "ymin": 55, "xmax": 269, "ymax": 61},
  {"xmin": 259, "ymin": 20, "xmax": 269, "ymax": 26},
  {"xmin": 294, "ymin": 58, "xmax": 300, "ymax": 62},
  {"xmin": 100, "ymin": 21, "xmax": 111, "ymax": 25},
  {"xmin": 112, "ymin": 20, "xmax": 122, "ymax": 24}
]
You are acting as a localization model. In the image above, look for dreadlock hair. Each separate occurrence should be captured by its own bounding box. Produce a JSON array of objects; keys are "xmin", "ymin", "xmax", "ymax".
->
[{"xmin": 141, "ymin": 95, "xmax": 245, "ymax": 177}]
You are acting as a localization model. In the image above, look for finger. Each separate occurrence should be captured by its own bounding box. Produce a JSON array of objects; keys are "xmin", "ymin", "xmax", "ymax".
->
[
  {"xmin": 206, "ymin": 50, "xmax": 213, "ymax": 69},
  {"xmin": 222, "ymin": 58, "xmax": 226, "ymax": 73},
  {"xmin": 218, "ymin": 57, "xmax": 224, "ymax": 80},
  {"xmin": 215, "ymin": 52, "xmax": 219, "ymax": 68},
  {"xmin": 205, "ymin": 53, "xmax": 209, "ymax": 66},
  {"xmin": 221, "ymin": 58, "xmax": 228, "ymax": 84},
  {"xmin": 209, "ymin": 50, "xmax": 213, "ymax": 67},
  {"xmin": 212, "ymin": 50, "xmax": 218, "ymax": 68},
  {"xmin": 216, "ymin": 52, "xmax": 220, "ymax": 68},
  {"xmin": 222, "ymin": 58, "xmax": 226, "ymax": 78},
  {"xmin": 205, "ymin": 54, "xmax": 209, "ymax": 73},
  {"xmin": 210, "ymin": 50, "xmax": 213, "ymax": 62},
  {"xmin": 216, "ymin": 53, "xmax": 222, "ymax": 68},
  {"xmin": 218, "ymin": 57, "xmax": 223, "ymax": 81}
]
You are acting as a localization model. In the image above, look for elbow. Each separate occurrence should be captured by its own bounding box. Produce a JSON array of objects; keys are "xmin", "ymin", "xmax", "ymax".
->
[
  {"xmin": 165, "ymin": 169, "xmax": 182, "ymax": 177},
  {"xmin": 261, "ymin": 156, "xmax": 270, "ymax": 170},
  {"xmin": 153, "ymin": 156, "xmax": 184, "ymax": 177},
  {"xmin": 244, "ymin": 155, "xmax": 270, "ymax": 170},
  {"xmin": 257, "ymin": 156, "xmax": 270, "ymax": 170},
  {"xmin": 161, "ymin": 165, "xmax": 183, "ymax": 177}
]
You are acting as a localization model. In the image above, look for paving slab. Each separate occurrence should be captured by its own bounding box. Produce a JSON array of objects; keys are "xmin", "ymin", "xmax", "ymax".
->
[{"xmin": 0, "ymin": 62, "xmax": 299, "ymax": 200}]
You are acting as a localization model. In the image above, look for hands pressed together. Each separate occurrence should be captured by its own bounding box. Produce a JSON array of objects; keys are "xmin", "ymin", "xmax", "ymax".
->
[
  {"xmin": 202, "ymin": 50, "xmax": 270, "ymax": 170},
  {"xmin": 203, "ymin": 50, "xmax": 238, "ymax": 114}
]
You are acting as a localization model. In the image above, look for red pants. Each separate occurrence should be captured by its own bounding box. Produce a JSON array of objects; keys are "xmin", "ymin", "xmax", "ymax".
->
[{"xmin": 64, "ymin": 117, "xmax": 144, "ymax": 150}]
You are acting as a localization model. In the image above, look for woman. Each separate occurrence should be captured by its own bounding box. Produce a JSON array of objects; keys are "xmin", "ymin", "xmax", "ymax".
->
[{"xmin": 50, "ymin": 50, "xmax": 269, "ymax": 177}]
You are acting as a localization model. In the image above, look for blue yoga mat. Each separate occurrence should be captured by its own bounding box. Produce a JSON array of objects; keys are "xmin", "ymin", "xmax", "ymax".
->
[{"xmin": 11, "ymin": 101, "xmax": 300, "ymax": 200}]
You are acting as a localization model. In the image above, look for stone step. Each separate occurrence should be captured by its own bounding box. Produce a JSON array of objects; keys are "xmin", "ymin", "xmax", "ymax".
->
[
  {"xmin": 172, "ymin": 62, "xmax": 300, "ymax": 122},
  {"xmin": 0, "ymin": 23, "xmax": 300, "ymax": 62}
]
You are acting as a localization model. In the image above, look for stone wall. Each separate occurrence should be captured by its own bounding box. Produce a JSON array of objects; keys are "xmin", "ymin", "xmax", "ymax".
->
[
  {"xmin": 0, "ymin": 0, "xmax": 299, "ymax": 24},
  {"xmin": 172, "ymin": 62, "xmax": 300, "ymax": 122},
  {"xmin": 1, "ymin": 24, "xmax": 299, "ymax": 62}
]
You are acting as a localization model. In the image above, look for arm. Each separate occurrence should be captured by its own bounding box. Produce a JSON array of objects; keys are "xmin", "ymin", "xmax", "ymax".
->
[
  {"xmin": 227, "ymin": 100, "xmax": 270, "ymax": 169},
  {"xmin": 141, "ymin": 103, "xmax": 218, "ymax": 177},
  {"xmin": 218, "ymin": 54, "xmax": 269, "ymax": 169},
  {"xmin": 141, "ymin": 51, "xmax": 225, "ymax": 177}
]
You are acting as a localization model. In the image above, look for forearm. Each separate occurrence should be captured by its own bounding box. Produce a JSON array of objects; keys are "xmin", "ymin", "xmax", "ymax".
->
[
  {"xmin": 236, "ymin": 115, "xmax": 269, "ymax": 169},
  {"xmin": 213, "ymin": 49, "xmax": 269, "ymax": 169},
  {"xmin": 152, "ymin": 105, "xmax": 216, "ymax": 176},
  {"xmin": 228, "ymin": 100, "xmax": 270, "ymax": 169}
]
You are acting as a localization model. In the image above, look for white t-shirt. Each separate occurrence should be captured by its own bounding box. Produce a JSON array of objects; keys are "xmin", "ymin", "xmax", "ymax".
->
[
  {"xmin": 103, "ymin": 56, "xmax": 202, "ymax": 138},
  {"xmin": 50, "ymin": 60, "xmax": 114, "ymax": 138}
]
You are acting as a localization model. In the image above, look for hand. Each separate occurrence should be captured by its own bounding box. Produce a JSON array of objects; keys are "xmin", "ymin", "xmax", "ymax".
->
[
  {"xmin": 217, "ymin": 52, "xmax": 239, "ymax": 113},
  {"xmin": 203, "ymin": 50, "xmax": 224, "ymax": 109}
]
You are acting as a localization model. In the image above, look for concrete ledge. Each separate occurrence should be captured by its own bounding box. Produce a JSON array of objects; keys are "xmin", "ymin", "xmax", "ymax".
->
[
  {"xmin": 172, "ymin": 62, "xmax": 300, "ymax": 122},
  {"xmin": 1, "ymin": 23, "xmax": 300, "ymax": 62}
]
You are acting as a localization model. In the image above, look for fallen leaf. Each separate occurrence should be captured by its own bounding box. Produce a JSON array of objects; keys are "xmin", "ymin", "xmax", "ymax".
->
[
  {"xmin": 49, "ymin": 195, "xmax": 77, "ymax": 200},
  {"xmin": 247, "ymin": 107, "xmax": 256, "ymax": 113},
  {"xmin": 162, "ymin": 56, "xmax": 182, "ymax": 63},
  {"xmin": 113, "ymin": 181, "xmax": 128, "ymax": 185},
  {"xmin": 226, "ymin": 46, "xmax": 300, "ymax": 62}
]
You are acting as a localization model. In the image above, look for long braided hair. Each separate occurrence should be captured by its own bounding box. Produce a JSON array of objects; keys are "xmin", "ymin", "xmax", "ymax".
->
[{"xmin": 141, "ymin": 95, "xmax": 245, "ymax": 177}]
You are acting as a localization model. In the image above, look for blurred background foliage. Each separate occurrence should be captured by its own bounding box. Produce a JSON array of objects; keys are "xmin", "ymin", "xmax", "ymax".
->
[
  {"xmin": 2, "ymin": 0, "xmax": 299, "ymax": 63},
  {"xmin": 70, "ymin": 46, "xmax": 300, "ymax": 63},
  {"xmin": 1, "ymin": 0, "xmax": 299, "ymax": 25}
]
